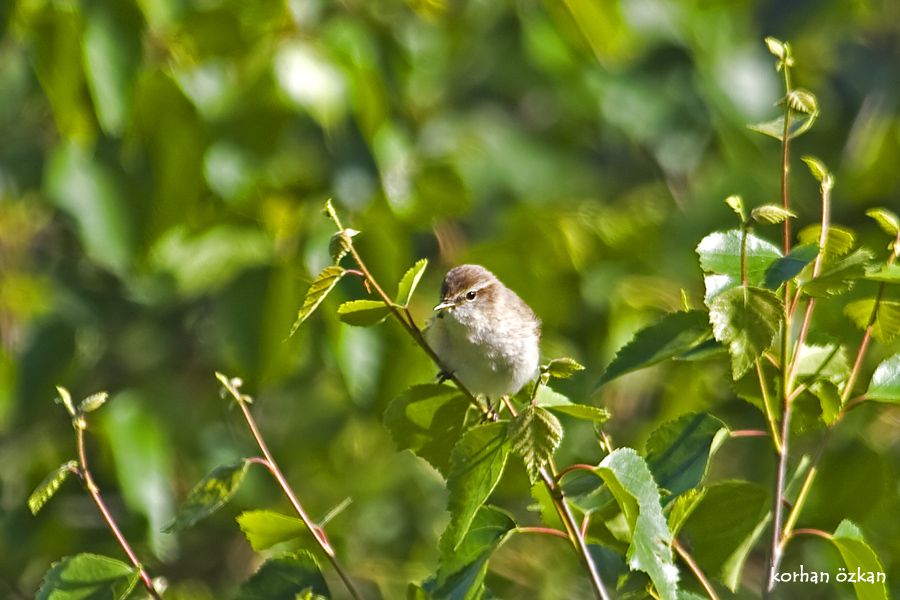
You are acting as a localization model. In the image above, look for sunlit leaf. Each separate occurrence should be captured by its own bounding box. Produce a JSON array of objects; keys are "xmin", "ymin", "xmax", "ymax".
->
[
  {"xmin": 384, "ymin": 384, "xmax": 469, "ymax": 476},
  {"xmin": 78, "ymin": 392, "xmax": 108, "ymax": 414},
  {"xmin": 237, "ymin": 510, "xmax": 308, "ymax": 552},
  {"xmin": 801, "ymin": 155, "xmax": 833, "ymax": 189},
  {"xmin": 793, "ymin": 344, "xmax": 850, "ymax": 386},
  {"xmin": 534, "ymin": 386, "xmax": 610, "ymax": 423},
  {"xmin": 751, "ymin": 204, "xmax": 795, "ymax": 225},
  {"xmin": 845, "ymin": 300, "xmax": 900, "ymax": 343},
  {"xmin": 866, "ymin": 354, "xmax": 900, "ymax": 403},
  {"xmin": 599, "ymin": 310, "xmax": 713, "ymax": 384},
  {"xmin": 697, "ymin": 229, "xmax": 782, "ymax": 297},
  {"xmin": 830, "ymin": 521, "xmax": 888, "ymax": 600},
  {"xmin": 667, "ymin": 488, "xmax": 706, "ymax": 538},
  {"xmin": 290, "ymin": 266, "xmax": 346, "ymax": 336},
  {"xmin": 725, "ymin": 195, "xmax": 745, "ymax": 221},
  {"xmin": 865, "ymin": 264, "xmax": 900, "ymax": 283},
  {"xmin": 166, "ymin": 459, "xmax": 250, "ymax": 532},
  {"xmin": 785, "ymin": 89, "xmax": 818, "ymax": 115},
  {"xmin": 801, "ymin": 249, "xmax": 872, "ymax": 297},
  {"xmin": 708, "ymin": 286, "xmax": 782, "ymax": 379},
  {"xmin": 509, "ymin": 404, "xmax": 562, "ymax": 483},
  {"xmin": 797, "ymin": 224, "xmax": 855, "ymax": 258},
  {"xmin": 233, "ymin": 551, "xmax": 329, "ymax": 600},
  {"xmin": 748, "ymin": 113, "xmax": 816, "ymax": 140},
  {"xmin": 866, "ymin": 208, "xmax": 900, "ymax": 236},
  {"xmin": 764, "ymin": 37, "xmax": 787, "ymax": 60},
  {"xmin": 543, "ymin": 357, "xmax": 585, "ymax": 379},
  {"xmin": 811, "ymin": 380, "xmax": 842, "ymax": 425},
  {"xmin": 328, "ymin": 228, "xmax": 359, "ymax": 263},
  {"xmin": 29, "ymin": 461, "xmax": 78, "ymax": 515},
  {"xmin": 36, "ymin": 554, "xmax": 139, "ymax": 600},
  {"xmin": 337, "ymin": 299, "xmax": 391, "ymax": 326},
  {"xmin": 396, "ymin": 258, "xmax": 428, "ymax": 306},
  {"xmin": 644, "ymin": 413, "xmax": 728, "ymax": 503},
  {"xmin": 441, "ymin": 422, "xmax": 510, "ymax": 553}
]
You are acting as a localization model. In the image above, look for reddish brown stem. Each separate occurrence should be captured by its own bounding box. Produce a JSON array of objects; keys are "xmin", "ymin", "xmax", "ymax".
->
[
  {"xmin": 76, "ymin": 427, "xmax": 162, "ymax": 600},
  {"xmin": 674, "ymin": 538, "xmax": 720, "ymax": 600},
  {"xmin": 730, "ymin": 429, "xmax": 769, "ymax": 438},
  {"xmin": 516, "ymin": 527, "xmax": 570, "ymax": 540}
]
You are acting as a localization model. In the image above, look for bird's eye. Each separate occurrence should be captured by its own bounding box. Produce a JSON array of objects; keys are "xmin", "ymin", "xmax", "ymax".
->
[{"xmin": 466, "ymin": 291, "xmax": 477, "ymax": 300}]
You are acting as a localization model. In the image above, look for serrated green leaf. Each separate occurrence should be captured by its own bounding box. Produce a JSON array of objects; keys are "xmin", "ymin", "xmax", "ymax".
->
[
  {"xmin": 29, "ymin": 461, "xmax": 78, "ymax": 515},
  {"xmin": 329, "ymin": 228, "xmax": 359, "ymax": 263},
  {"xmin": 56, "ymin": 386, "xmax": 76, "ymax": 417},
  {"xmin": 801, "ymin": 248, "xmax": 872, "ymax": 297},
  {"xmin": 165, "ymin": 460, "xmax": 250, "ymax": 532},
  {"xmin": 337, "ymin": 299, "xmax": 391, "ymax": 326},
  {"xmin": 785, "ymin": 89, "xmax": 818, "ymax": 115},
  {"xmin": 509, "ymin": 405, "xmax": 562, "ymax": 483},
  {"xmin": 290, "ymin": 266, "xmax": 346, "ymax": 336},
  {"xmin": 233, "ymin": 551, "xmax": 329, "ymax": 600},
  {"xmin": 429, "ymin": 506, "xmax": 516, "ymax": 600},
  {"xmin": 599, "ymin": 310, "xmax": 713, "ymax": 384},
  {"xmin": 751, "ymin": 204, "xmax": 796, "ymax": 225},
  {"xmin": 793, "ymin": 344, "xmax": 850, "ymax": 386},
  {"xmin": 764, "ymin": 244, "xmax": 818, "ymax": 289},
  {"xmin": 442, "ymin": 422, "xmax": 510, "ymax": 553},
  {"xmin": 36, "ymin": 553, "xmax": 139, "ymax": 600},
  {"xmin": 237, "ymin": 510, "xmax": 308, "ymax": 552},
  {"xmin": 384, "ymin": 384, "xmax": 469, "ymax": 476},
  {"xmin": 396, "ymin": 258, "xmax": 428, "ymax": 306},
  {"xmin": 534, "ymin": 386, "xmax": 610, "ymax": 423},
  {"xmin": 591, "ymin": 448, "xmax": 679, "ymax": 600},
  {"xmin": 831, "ymin": 521, "xmax": 888, "ymax": 600},
  {"xmin": 798, "ymin": 224, "xmax": 856, "ymax": 258},
  {"xmin": 811, "ymin": 380, "xmax": 842, "ymax": 425},
  {"xmin": 866, "ymin": 354, "xmax": 900, "ymax": 403},
  {"xmin": 845, "ymin": 300, "xmax": 900, "ymax": 343},
  {"xmin": 708, "ymin": 286, "xmax": 782, "ymax": 379},
  {"xmin": 667, "ymin": 488, "xmax": 706, "ymax": 538},
  {"xmin": 697, "ymin": 229, "xmax": 782, "ymax": 298},
  {"xmin": 680, "ymin": 481, "xmax": 769, "ymax": 592},
  {"xmin": 78, "ymin": 392, "xmax": 108, "ymax": 414},
  {"xmin": 866, "ymin": 208, "xmax": 900, "ymax": 236},
  {"xmin": 543, "ymin": 357, "xmax": 585, "ymax": 379},
  {"xmin": 866, "ymin": 264, "xmax": 900, "ymax": 283},
  {"xmin": 644, "ymin": 413, "xmax": 728, "ymax": 503}
]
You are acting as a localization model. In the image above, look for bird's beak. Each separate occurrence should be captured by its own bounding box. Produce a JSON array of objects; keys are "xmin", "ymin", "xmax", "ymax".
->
[{"xmin": 433, "ymin": 300, "xmax": 455, "ymax": 312}]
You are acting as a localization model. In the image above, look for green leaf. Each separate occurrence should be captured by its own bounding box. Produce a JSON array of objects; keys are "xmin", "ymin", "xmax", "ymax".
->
[
  {"xmin": 290, "ymin": 266, "xmax": 346, "ymax": 336},
  {"xmin": 644, "ymin": 413, "xmax": 728, "ymax": 503},
  {"xmin": 396, "ymin": 258, "xmax": 428, "ymax": 306},
  {"xmin": 748, "ymin": 113, "xmax": 816, "ymax": 140},
  {"xmin": 697, "ymin": 229, "xmax": 782, "ymax": 298},
  {"xmin": 237, "ymin": 510, "xmax": 308, "ymax": 552},
  {"xmin": 801, "ymin": 248, "xmax": 872, "ymax": 297},
  {"xmin": 509, "ymin": 405, "xmax": 563, "ymax": 483},
  {"xmin": 724, "ymin": 195, "xmax": 745, "ymax": 221},
  {"xmin": 785, "ymin": 89, "xmax": 818, "ymax": 115},
  {"xmin": 666, "ymin": 488, "xmax": 706, "ymax": 538},
  {"xmin": 329, "ymin": 228, "xmax": 359, "ymax": 263},
  {"xmin": 165, "ymin": 459, "xmax": 250, "ymax": 532},
  {"xmin": 802, "ymin": 155, "xmax": 834, "ymax": 189},
  {"xmin": 429, "ymin": 506, "xmax": 516, "ymax": 600},
  {"xmin": 764, "ymin": 36, "xmax": 787, "ymax": 60},
  {"xmin": 29, "ymin": 461, "xmax": 78, "ymax": 515},
  {"xmin": 233, "ymin": 551, "xmax": 329, "ymax": 600},
  {"xmin": 442, "ymin": 422, "xmax": 511, "ymax": 553},
  {"xmin": 830, "ymin": 521, "xmax": 888, "ymax": 600},
  {"xmin": 867, "ymin": 354, "xmax": 900, "ymax": 403},
  {"xmin": 793, "ymin": 344, "xmax": 850, "ymax": 386},
  {"xmin": 866, "ymin": 208, "xmax": 900, "ymax": 236},
  {"xmin": 56, "ymin": 386, "xmax": 76, "ymax": 416},
  {"xmin": 845, "ymin": 299, "xmax": 900, "ymax": 343},
  {"xmin": 78, "ymin": 392, "xmax": 108, "ymax": 414},
  {"xmin": 751, "ymin": 204, "xmax": 796, "ymax": 225},
  {"xmin": 798, "ymin": 224, "xmax": 856, "ymax": 258},
  {"xmin": 866, "ymin": 264, "xmax": 900, "ymax": 283},
  {"xmin": 708, "ymin": 286, "xmax": 782, "ymax": 379},
  {"xmin": 811, "ymin": 380, "xmax": 842, "ymax": 425},
  {"xmin": 680, "ymin": 481, "xmax": 769, "ymax": 592},
  {"xmin": 534, "ymin": 386, "xmax": 610, "ymax": 423},
  {"xmin": 590, "ymin": 448, "xmax": 678, "ymax": 600},
  {"xmin": 763, "ymin": 244, "xmax": 818, "ymax": 289},
  {"xmin": 337, "ymin": 299, "xmax": 391, "ymax": 327},
  {"xmin": 384, "ymin": 384, "xmax": 469, "ymax": 476},
  {"xmin": 36, "ymin": 553, "xmax": 139, "ymax": 600},
  {"xmin": 543, "ymin": 357, "xmax": 585, "ymax": 379},
  {"xmin": 599, "ymin": 310, "xmax": 713, "ymax": 384}
]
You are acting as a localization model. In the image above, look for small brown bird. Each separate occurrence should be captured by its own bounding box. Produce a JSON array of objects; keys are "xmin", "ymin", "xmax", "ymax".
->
[{"xmin": 425, "ymin": 265, "xmax": 541, "ymax": 399}]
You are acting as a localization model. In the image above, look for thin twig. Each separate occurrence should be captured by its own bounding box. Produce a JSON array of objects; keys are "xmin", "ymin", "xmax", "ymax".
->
[
  {"xmin": 674, "ymin": 539, "xmax": 720, "ymax": 600},
  {"xmin": 221, "ymin": 379, "xmax": 363, "ymax": 600},
  {"xmin": 730, "ymin": 429, "xmax": 769, "ymax": 438},
  {"xmin": 76, "ymin": 426, "xmax": 162, "ymax": 600},
  {"xmin": 516, "ymin": 527, "xmax": 570, "ymax": 540}
]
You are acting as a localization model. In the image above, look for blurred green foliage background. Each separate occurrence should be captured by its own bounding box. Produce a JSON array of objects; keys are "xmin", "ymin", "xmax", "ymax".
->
[{"xmin": 1, "ymin": 0, "xmax": 899, "ymax": 597}]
